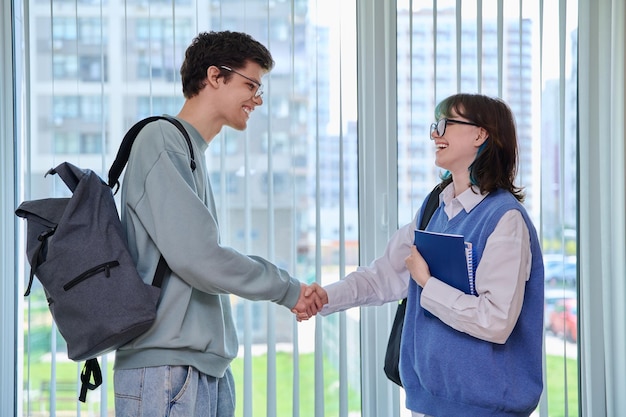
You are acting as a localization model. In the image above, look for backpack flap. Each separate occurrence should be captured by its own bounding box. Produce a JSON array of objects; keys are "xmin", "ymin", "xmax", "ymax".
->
[{"xmin": 46, "ymin": 162, "xmax": 86, "ymax": 193}]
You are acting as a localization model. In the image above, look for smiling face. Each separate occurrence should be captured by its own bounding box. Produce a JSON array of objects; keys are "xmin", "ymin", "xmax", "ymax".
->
[
  {"xmin": 429, "ymin": 93, "xmax": 523, "ymax": 200},
  {"xmin": 431, "ymin": 109, "xmax": 487, "ymax": 182},
  {"xmin": 216, "ymin": 61, "xmax": 266, "ymax": 131}
]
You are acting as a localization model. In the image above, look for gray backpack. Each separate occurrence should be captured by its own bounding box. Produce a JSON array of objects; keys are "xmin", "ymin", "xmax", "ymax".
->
[{"xmin": 15, "ymin": 115, "xmax": 195, "ymax": 402}]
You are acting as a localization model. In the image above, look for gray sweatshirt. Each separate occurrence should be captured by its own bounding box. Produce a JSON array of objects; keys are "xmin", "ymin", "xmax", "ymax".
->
[{"xmin": 114, "ymin": 116, "xmax": 301, "ymax": 377}]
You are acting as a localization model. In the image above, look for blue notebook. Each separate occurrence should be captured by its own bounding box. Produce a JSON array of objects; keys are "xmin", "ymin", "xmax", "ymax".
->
[{"xmin": 414, "ymin": 230, "xmax": 476, "ymax": 317}]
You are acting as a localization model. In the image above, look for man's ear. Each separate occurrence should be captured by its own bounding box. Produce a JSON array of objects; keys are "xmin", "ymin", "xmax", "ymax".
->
[{"xmin": 206, "ymin": 66, "xmax": 222, "ymax": 89}]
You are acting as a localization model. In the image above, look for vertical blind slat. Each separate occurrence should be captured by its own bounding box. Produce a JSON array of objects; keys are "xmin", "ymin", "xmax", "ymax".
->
[
  {"xmin": 244, "ymin": 124, "xmax": 253, "ymax": 417},
  {"xmin": 537, "ymin": 0, "xmax": 550, "ymax": 413},
  {"xmin": 558, "ymin": 0, "xmax": 570, "ymax": 412},
  {"xmin": 265, "ymin": 3, "xmax": 278, "ymax": 415},
  {"xmin": 311, "ymin": 3, "xmax": 325, "ymax": 417},
  {"xmin": 337, "ymin": 9, "xmax": 348, "ymax": 415},
  {"xmin": 288, "ymin": 1, "xmax": 302, "ymax": 415},
  {"xmin": 456, "ymin": 0, "xmax": 462, "ymax": 92},
  {"xmin": 497, "ymin": 0, "xmax": 503, "ymax": 97},
  {"xmin": 50, "ymin": 2, "xmax": 58, "ymax": 413},
  {"xmin": 243, "ymin": 300, "xmax": 253, "ymax": 417},
  {"xmin": 477, "ymin": 0, "xmax": 483, "ymax": 92},
  {"xmin": 433, "ymin": 0, "xmax": 438, "ymax": 100}
]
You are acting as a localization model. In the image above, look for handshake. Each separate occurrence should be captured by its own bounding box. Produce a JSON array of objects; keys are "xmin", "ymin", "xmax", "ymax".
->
[{"xmin": 291, "ymin": 283, "xmax": 328, "ymax": 322}]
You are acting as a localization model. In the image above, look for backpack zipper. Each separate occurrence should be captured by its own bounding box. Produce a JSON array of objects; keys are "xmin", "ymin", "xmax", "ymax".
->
[{"xmin": 63, "ymin": 261, "xmax": 121, "ymax": 291}]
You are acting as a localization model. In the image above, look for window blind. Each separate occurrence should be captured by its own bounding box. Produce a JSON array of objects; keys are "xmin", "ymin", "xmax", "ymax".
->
[
  {"xmin": 17, "ymin": 0, "xmax": 360, "ymax": 416},
  {"xmin": 7, "ymin": 0, "xmax": 588, "ymax": 416},
  {"xmin": 396, "ymin": 1, "xmax": 578, "ymax": 416}
]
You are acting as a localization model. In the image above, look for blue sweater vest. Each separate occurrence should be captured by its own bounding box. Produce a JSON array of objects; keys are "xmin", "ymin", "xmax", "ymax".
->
[{"xmin": 400, "ymin": 189, "xmax": 544, "ymax": 417}]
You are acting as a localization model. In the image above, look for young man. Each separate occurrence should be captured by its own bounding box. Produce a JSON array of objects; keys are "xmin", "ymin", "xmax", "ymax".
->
[{"xmin": 114, "ymin": 31, "xmax": 322, "ymax": 417}]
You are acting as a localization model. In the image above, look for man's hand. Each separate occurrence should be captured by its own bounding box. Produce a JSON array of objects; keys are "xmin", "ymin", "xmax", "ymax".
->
[
  {"xmin": 292, "ymin": 283, "xmax": 328, "ymax": 321},
  {"xmin": 405, "ymin": 245, "xmax": 431, "ymax": 288}
]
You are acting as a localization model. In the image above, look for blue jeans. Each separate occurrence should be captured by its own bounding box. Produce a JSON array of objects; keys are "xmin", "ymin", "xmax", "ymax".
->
[{"xmin": 114, "ymin": 365, "xmax": 235, "ymax": 417}]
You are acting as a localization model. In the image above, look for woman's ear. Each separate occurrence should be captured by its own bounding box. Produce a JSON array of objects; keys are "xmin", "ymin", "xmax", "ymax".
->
[{"xmin": 474, "ymin": 127, "xmax": 489, "ymax": 147}]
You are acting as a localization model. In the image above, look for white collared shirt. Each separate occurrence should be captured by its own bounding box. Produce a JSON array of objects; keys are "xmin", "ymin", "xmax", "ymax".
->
[{"xmin": 320, "ymin": 184, "xmax": 532, "ymax": 344}]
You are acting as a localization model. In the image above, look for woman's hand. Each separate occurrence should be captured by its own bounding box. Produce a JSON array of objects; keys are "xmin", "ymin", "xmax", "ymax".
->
[{"xmin": 405, "ymin": 245, "xmax": 431, "ymax": 288}]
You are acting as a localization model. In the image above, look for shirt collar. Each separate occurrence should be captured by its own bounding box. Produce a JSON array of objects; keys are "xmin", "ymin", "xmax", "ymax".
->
[{"xmin": 441, "ymin": 183, "xmax": 488, "ymax": 213}]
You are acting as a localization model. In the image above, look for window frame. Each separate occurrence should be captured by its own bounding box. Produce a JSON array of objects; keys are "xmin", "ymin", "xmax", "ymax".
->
[
  {"xmin": 1, "ymin": 0, "xmax": 19, "ymax": 415},
  {"xmin": 3, "ymin": 0, "xmax": 626, "ymax": 416}
]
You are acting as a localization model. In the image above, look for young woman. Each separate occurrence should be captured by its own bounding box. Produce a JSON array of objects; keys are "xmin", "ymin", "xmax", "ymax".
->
[{"xmin": 304, "ymin": 93, "xmax": 544, "ymax": 417}]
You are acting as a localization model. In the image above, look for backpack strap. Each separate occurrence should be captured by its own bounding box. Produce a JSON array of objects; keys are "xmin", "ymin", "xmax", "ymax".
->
[
  {"xmin": 79, "ymin": 359, "xmax": 103, "ymax": 403},
  {"xmin": 107, "ymin": 115, "xmax": 197, "ymax": 193},
  {"xmin": 399, "ymin": 183, "xmax": 444, "ymax": 302},
  {"xmin": 383, "ymin": 184, "xmax": 444, "ymax": 386},
  {"xmin": 153, "ymin": 255, "xmax": 170, "ymax": 288},
  {"xmin": 107, "ymin": 116, "xmax": 196, "ymax": 289},
  {"xmin": 419, "ymin": 184, "xmax": 443, "ymax": 230},
  {"xmin": 23, "ymin": 227, "xmax": 56, "ymax": 296}
]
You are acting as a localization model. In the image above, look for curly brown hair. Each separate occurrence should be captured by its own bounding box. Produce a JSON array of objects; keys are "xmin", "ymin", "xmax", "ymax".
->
[
  {"xmin": 435, "ymin": 93, "xmax": 525, "ymax": 202},
  {"xmin": 180, "ymin": 31, "xmax": 275, "ymax": 99}
]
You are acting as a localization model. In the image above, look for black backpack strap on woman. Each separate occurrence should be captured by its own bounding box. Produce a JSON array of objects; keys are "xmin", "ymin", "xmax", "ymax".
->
[{"xmin": 383, "ymin": 184, "xmax": 443, "ymax": 386}]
